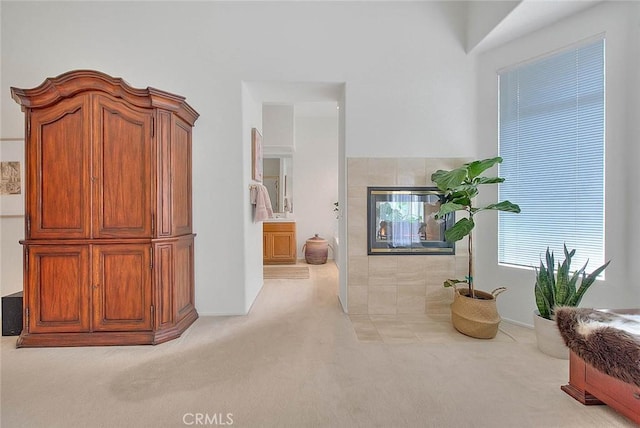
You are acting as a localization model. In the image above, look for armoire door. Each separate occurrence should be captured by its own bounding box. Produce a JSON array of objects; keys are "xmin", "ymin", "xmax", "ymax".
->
[
  {"xmin": 174, "ymin": 235, "xmax": 196, "ymax": 323},
  {"xmin": 27, "ymin": 96, "xmax": 92, "ymax": 239},
  {"xmin": 26, "ymin": 245, "xmax": 91, "ymax": 333},
  {"xmin": 92, "ymin": 244, "xmax": 153, "ymax": 331},
  {"xmin": 92, "ymin": 95, "xmax": 153, "ymax": 238},
  {"xmin": 171, "ymin": 118, "xmax": 193, "ymax": 236}
]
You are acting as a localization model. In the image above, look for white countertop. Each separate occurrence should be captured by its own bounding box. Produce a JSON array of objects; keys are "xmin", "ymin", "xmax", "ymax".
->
[{"xmin": 264, "ymin": 215, "xmax": 295, "ymax": 222}]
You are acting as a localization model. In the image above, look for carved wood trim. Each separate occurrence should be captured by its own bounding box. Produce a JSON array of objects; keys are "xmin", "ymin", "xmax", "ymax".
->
[{"xmin": 11, "ymin": 70, "xmax": 199, "ymax": 125}]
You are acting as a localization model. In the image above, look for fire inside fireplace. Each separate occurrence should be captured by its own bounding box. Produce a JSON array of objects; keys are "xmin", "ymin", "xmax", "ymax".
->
[{"xmin": 367, "ymin": 187, "xmax": 455, "ymax": 255}]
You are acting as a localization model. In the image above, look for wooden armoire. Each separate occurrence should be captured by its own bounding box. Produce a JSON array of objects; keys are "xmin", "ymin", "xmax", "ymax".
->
[{"xmin": 11, "ymin": 70, "xmax": 199, "ymax": 347}]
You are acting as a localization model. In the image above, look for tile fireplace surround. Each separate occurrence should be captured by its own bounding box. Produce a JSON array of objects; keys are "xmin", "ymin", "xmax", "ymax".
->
[{"xmin": 347, "ymin": 157, "xmax": 471, "ymax": 315}]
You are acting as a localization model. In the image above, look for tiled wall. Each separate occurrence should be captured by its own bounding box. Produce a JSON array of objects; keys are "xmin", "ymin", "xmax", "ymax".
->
[{"xmin": 347, "ymin": 157, "xmax": 470, "ymax": 315}]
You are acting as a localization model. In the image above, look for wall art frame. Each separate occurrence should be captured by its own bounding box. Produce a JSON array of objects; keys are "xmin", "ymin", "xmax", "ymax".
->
[
  {"xmin": 0, "ymin": 138, "xmax": 25, "ymax": 216},
  {"xmin": 251, "ymin": 128, "xmax": 263, "ymax": 182}
]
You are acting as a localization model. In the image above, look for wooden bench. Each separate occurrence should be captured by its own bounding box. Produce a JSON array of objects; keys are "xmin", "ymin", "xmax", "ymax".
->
[
  {"xmin": 562, "ymin": 350, "xmax": 640, "ymax": 424},
  {"xmin": 557, "ymin": 308, "xmax": 640, "ymax": 424}
]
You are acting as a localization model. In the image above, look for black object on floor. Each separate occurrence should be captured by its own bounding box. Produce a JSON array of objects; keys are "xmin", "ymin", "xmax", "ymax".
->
[{"xmin": 2, "ymin": 291, "xmax": 23, "ymax": 336}]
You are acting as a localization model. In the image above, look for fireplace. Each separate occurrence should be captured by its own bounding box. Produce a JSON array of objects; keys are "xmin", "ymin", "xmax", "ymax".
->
[{"xmin": 367, "ymin": 187, "xmax": 455, "ymax": 255}]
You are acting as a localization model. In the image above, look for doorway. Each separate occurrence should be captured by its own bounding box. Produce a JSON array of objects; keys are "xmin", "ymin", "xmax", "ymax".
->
[{"xmin": 243, "ymin": 81, "xmax": 347, "ymax": 311}]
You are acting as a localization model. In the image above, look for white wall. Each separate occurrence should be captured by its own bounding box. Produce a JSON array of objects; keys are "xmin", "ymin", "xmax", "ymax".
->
[
  {"xmin": 1, "ymin": 1, "xmax": 475, "ymax": 315},
  {"xmin": 625, "ymin": 1, "xmax": 640, "ymax": 305},
  {"xmin": 293, "ymin": 104, "xmax": 339, "ymax": 259},
  {"xmin": 340, "ymin": 1, "xmax": 474, "ymax": 158},
  {"xmin": 242, "ymin": 84, "xmax": 264, "ymax": 313},
  {"xmin": 0, "ymin": 218, "xmax": 22, "ymax": 296},
  {"xmin": 263, "ymin": 105, "xmax": 295, "ymax": 152},
  {"xmin": 337, "ymin": 93, "xmax": 347, "ymax": 310},
  {"xmin": 475, "ymin": 1, "xmax": 640, "ymax": 326}
]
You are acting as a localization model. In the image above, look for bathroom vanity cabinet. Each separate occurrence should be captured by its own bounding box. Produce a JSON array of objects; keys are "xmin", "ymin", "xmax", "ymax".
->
[
  {"xmin": 263, "ymin": 222, "xmax": 297, "ymax": 264},
  {"xmin": 11, "ymin": 70, "xmax": 199, "ymax": 347}
]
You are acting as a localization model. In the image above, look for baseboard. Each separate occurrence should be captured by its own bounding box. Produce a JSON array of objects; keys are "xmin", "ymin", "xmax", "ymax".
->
[{"xmin": 501, "ymin": 317, "xmax": 534, "ymax": 329}]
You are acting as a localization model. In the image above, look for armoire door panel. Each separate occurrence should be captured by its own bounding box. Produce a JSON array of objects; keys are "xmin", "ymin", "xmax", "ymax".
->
[
  {"xmin": 27, "ymin": 245, "xmax": 90, "ymax": 333},
  {"xmin": 29, "ymin": 96, "xmax": 91, "ymax": 239},
  {"xmin": 92, "ymin": 245, "xmax": 152, "ymax": 331},
  {"xmin": 174, "ymin": 237, "xmax": 195, "ymax": 321},
  {"xmin": 93, "ymin": 95, "xmax": 153, "ymax": 238},
  {"xmin": 172, "ymin": 119, "xmax": 192, "ymax": 235},
  {"xmin": 156, "ymin": 111, "xmax": 173, "ymax": 237},
  {"xmin": 154, "ymin": 243, "xmax": 174, "ymax": 328}
]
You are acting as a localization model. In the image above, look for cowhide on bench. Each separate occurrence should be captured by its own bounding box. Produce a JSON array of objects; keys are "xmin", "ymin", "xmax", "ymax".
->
[{"xmin": 555, "ymin": 307, "xmax": 640, "ymax": 387}]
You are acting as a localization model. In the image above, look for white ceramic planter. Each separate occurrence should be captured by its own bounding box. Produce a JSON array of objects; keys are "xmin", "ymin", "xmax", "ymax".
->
[{"xmin": 533, "ymin": 311, "xmax": 569, "ymax": 359}]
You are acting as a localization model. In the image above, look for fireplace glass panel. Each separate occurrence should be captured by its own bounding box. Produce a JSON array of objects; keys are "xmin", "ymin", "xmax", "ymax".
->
[{"xmin": 367, "ymin": 187, "xmax": 455, "ymax": 255}]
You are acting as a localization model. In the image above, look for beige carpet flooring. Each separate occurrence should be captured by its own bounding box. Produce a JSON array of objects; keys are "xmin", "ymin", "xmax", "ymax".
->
[
  {"xmin": 263, "ymin": 265, "xmax": 310, "ymax": 279},
  {"xmin": 1, "ymin": 262, "xmax": 635, "ymax": 427}
]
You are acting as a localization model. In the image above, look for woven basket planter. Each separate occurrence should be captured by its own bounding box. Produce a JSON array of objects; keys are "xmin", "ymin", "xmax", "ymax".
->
[{"xmin": 450, "ymin": 286, "xmax": 507, "ymax": 339}]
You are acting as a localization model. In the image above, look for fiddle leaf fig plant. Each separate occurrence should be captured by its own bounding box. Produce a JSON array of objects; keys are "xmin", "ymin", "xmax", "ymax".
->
[
  {"xmin": 535, "ymin": 244, "xmax": 611, "ymax": 320},
  {"xmin": 431, "ymin": 157, "xmax": 521, "ymax": 298}
]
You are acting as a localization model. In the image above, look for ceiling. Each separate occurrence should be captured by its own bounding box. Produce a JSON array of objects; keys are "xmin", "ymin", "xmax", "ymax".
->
[
  {"xmin": 246, "ymin": 1, "xmax": 604, "ymax": 112},
  {"xmin": 469, "ymin": 0, "xmax": 604, "ymax": 53}
]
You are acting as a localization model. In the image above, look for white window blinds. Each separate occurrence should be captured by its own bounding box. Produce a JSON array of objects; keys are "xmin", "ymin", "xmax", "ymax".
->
[{"xmin": 498, "ymin": 37, "xmax": 605, "ymax": 270}]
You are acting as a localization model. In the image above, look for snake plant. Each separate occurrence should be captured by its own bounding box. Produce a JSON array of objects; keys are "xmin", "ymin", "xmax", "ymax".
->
[{"xmin": 534, "ymin": 244, "xmax": 611, "ymax": 320}]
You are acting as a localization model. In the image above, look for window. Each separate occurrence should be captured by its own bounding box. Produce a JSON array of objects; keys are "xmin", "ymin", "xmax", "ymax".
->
[{"xmin": 498, "ymin": 37, "xmax": 605, "ymax": 270}]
